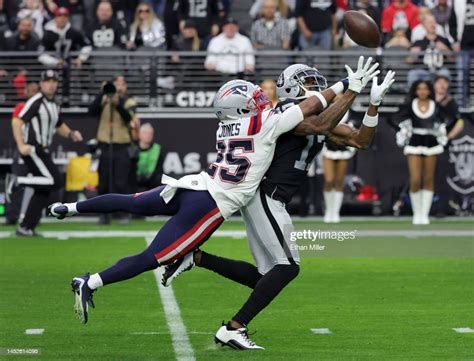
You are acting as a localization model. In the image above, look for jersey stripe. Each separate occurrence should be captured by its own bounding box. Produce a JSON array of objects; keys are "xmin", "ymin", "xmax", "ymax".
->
[
  {"xmin": 247, "ymin": 112, "xmax": 263, "ymax": 136},
  {"xmin": 154, "ymin": 208, "xmax": 223, "ymax": 264}
]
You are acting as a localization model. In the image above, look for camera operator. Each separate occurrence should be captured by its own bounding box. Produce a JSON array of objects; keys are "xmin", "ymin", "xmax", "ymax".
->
[{"xmin": 88, "ymin": 75, "xmax": 138, "ymax": 224}]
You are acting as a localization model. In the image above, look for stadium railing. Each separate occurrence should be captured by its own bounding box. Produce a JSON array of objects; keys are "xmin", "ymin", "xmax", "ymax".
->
[{"xmin": 0, "ymin": 50, "xmax": 472, "ymax": 113}]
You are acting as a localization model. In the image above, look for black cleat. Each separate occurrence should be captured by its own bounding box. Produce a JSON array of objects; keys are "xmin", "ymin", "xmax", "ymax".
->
[
  {"xmin": 48, "ymin": 202, "xmax": 69, "ymax": 220},
  {"xmin": 15, "ymin": 226, "xmax": 42, "ymax": 237},
  {"xmin": 71, "ymin": 274, "xmax": 96, "ymax": 324},
  {"xmin": 161, "ymin": 252, "xmax": 195, "ymax": 287}
]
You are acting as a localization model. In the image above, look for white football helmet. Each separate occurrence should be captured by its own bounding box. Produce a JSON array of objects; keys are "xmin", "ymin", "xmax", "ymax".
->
[
  {"xmin": 276, "ymin": 64, "xmax": 327, "ymax": 99},
  {"xmin": 213, "ymin": 79, "xmax": 270, "ymax": 121}
]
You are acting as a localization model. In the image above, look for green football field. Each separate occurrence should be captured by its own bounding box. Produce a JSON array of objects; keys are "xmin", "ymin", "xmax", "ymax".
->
[{"xmin": 1, "ymin": 218, "xmax": 473, "ymax": 360}]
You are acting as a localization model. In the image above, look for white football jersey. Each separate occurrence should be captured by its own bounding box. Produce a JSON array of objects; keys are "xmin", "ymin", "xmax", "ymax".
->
[{"xmin": 201, "ymin": 105, "xmax": 304, "ymax": 218}]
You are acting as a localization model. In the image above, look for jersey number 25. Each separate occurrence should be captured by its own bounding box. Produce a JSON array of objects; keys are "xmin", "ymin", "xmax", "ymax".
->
[{"xmin": 208, "ymin": 139, "xmax": 254, "ymax": 184}]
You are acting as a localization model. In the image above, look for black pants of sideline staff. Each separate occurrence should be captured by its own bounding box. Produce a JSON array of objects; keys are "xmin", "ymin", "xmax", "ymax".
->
[
  {"xmin": 98, "ymin": 143, "xmax": 132, "ymax": 195},
  {"xmin": 19, "ymin": 146, "xmax": 61, "ymax": 231}
]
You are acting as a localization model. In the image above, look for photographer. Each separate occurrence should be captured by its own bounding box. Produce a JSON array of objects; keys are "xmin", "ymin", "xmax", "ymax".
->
[{"xmin": 88, "ymin": 75, "xmax": 138, "ymax": 224}]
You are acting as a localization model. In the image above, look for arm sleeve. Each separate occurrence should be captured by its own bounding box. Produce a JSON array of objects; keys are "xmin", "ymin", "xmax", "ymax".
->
[
  {"xmin": 294, "ymin": 0, "xmax": 305, "ymax": 17},
  {"xmin": 88, "ymin": 93, "xmax": 104, "ymax": 115},
  {"xmin": 116, "ymin": 98, "xmax": 133, "ymax": 123}
]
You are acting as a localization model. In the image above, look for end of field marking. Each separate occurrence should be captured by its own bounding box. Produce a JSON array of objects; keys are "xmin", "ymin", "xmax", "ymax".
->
[
  {"xmin": 311, "ymin": 328, "xmax": 332, "ymax": 334},
  {"xmin": 452, "ymin": 327, "xmax": 474, "ymax": 333},
  {"xmin": 25, "ymin": 329, "xmax": 44, "ymax": 335}
]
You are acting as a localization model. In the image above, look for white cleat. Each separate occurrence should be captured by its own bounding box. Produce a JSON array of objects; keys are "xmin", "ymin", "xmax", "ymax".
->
[
  {"xmin": 161, "ymin": 252, "xmax": 195, "ymax": 287},
  {"xmin": 215, "ymin": 324, "xmax": 264, "ymax": 350}
]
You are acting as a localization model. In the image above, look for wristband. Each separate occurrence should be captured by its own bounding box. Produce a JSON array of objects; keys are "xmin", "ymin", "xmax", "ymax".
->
[
  {"xmin": 330, "ymin": 81, "xmax": 345, "ymax": 95},
  {"xmin": 312, "ymin": 92, "xmax": 328, "ymax": 109},
  {"xmin": 362, "ymin": 113, "xmax": 378, "ymax": 127}
]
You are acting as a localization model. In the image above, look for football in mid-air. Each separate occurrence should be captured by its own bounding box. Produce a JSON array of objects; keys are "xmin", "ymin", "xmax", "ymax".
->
[{"xmin": 343, "ymin": 10, "xmax": 381, "ymax": 48}]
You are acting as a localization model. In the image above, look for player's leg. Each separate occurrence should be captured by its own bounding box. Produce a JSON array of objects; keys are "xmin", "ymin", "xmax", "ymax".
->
[
  {"xmin": 323, "ymin": 156, "xmax": 336, "ymax": 223},
  {"xmin": 215, "ymin": 188, "xmax": 299, "ymax": 350},
  {"xmin": 161, "ymin": 206, "xmax": 263, "ymax": 288},
  {"xmin": 407, "ymin": 154, "xmax": 423, "ymax": 224},
  {"xmin": 49, "ymin": 186, "xmax": 176, "ymax": 219},
  {"xmin": 332, "ymin": 159, "xmax": 348, "ymax": 223},
  {"xmin": 419, "ymin": 155, "xmax": 437, "ymax": 224},
  {"xmin": 230, "ymin": 188, "xmax": 300, "ymax": 327},
  {"xmin": 70, "ymin": 190, "xmax": 223, "ymax": 324}
]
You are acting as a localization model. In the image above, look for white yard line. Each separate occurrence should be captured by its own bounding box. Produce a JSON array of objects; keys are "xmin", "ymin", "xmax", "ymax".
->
[
  {"xmin": 145, "ymin": 238, "xmax": 196, "ymax": 361},
  {"xmin": 310, "ymin": 328, "xmax": 332, "ymax": 334},
  {"xmin": 1, "ymin": 229, "xmax": 473, "ymax": 239}
]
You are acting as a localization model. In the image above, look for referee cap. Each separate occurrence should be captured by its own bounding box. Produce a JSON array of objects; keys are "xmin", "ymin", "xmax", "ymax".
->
[{"xmin": 41, "ymin": 69, "xmax": 59, "ymax": 81}]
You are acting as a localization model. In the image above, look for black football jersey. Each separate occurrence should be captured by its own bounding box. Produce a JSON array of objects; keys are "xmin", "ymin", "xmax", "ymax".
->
[{"xmin": 260, "ymin": 99, "xmax": 325, "ymax": 203}]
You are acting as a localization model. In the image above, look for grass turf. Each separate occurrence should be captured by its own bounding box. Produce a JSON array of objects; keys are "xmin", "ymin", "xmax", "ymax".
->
[{"xmin": 0, "ymin": 220, "xmax": 473, "ymax": 360}]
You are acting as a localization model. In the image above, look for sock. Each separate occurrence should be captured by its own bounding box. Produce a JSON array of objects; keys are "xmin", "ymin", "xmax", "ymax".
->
[
  {"xmin": 99, "ymin": 250, "xmax": 158, "ymax": 286},
  {"xmin": 77, "ymin": 194, "xmax": 132, "ymax": 213},
  {"xmin": 87, "ymin": 273, "xmax": 103, "ymax": 290},
  {"xmin": 65, "ymin": 202, "xmax": 78, "ymax": 215},
  {"xmin": 420, "ymin": 189, "xmax": 433, "ymax": 220},
  {"xmin": 332, "ymin": 191, "xmax": 344, "ymax": 222},
  {"xmin": 323, "ymin": 191, "xmax": 333, "ymax": 222},
  {"xmin": 199, "ymin": 251, "xmax": 262, "ymax": 289},
  {"xmin": 233, "ymin": 264, "xmax": 300, "ymax": 326},
  {"xmin": 409, "ymin": 191, "xmax": 421, "ymax": 223}
]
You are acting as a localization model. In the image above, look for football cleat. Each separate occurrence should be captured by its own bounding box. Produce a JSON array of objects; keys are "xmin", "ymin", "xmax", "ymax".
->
[
  {"xmin": 48, "ymin": 202, "xmax": 72, "ymax": 220},
  {"xmin": 5, "ymin": 173, "xmax": 18, "ymax": 203},
  {"xmin": 71, "ymin": 274, "xmax": 96, "ymax": 324},
  {"xmin": 215, "ymin": 323, "xmax": 264, "ymax": 350},
  {"xmin": 161, "ymin": 251, "xmax": 195, "ymax": 287},
  {"xmin": 15, "ymin": 226, "xmax": 41, "ymax": 237}
]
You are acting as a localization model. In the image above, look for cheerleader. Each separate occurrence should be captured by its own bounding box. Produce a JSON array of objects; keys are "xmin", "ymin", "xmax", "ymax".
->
[
  {"xmin": 395, "ymin": 80, "xmax": 449, "ymax": 225},
  {"xmin": 322, "ymin": 110, "xmax": 356, "ymax": 223}
]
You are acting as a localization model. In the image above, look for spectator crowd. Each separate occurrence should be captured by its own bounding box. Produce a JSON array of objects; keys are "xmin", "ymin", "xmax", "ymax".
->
[{"xmin": 0, "ymin": 0, "xmax": 472, "ymax": 97}]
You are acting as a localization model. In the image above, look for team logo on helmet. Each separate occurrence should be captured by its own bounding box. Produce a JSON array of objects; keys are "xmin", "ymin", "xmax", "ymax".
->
[
  {"xmin": 276, "ymin": 73, "xmax": 284, "ymax": 88},
  {"xmin": 219, "ymin": 84, "xmax": 248, "ymax": 99}
]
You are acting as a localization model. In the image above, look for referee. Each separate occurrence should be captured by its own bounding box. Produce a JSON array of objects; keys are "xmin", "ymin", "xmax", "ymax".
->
[{"xmin": 8, "ymin": 70, "xmax": 83, "ymax": 236}]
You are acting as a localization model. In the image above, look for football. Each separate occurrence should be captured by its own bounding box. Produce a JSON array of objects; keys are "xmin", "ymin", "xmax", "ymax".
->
[{"xmin": 343, "ymin": 10, "xmax": 381, "ymax": 48}]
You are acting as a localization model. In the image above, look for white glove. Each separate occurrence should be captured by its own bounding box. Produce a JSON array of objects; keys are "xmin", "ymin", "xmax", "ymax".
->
[
  {"xmin": 436, "ymin": 123, "xmax": 448, "ymax": 146},
  {"xmin": 370, "ymin": 70, "xmax": 396, "ymax": 106},
  {"xmin": 345, "ymin": 56, "xmax": 380, "ymax": 93}
]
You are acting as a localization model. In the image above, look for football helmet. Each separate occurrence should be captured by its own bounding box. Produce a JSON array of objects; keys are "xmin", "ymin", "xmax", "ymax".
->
[
  {"xmin": 276, "ymin": 64, "xmax": 327, "ymax": 99},
  {"xmin": 213, "ymin": 79, "xmax": 270, "ymax": 121}
]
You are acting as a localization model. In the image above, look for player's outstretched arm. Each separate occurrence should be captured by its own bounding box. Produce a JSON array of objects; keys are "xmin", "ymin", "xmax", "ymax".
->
[
  {"xmin": 326, "ymin": 70, "xmax": 396, "ymax": 149},
  {"xmin": 294, "ymin": 56, "xmax": 380, "ymax": 135}
]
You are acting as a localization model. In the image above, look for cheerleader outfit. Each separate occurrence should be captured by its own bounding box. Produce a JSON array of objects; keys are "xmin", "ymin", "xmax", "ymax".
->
[{"xmin": 401, "ymin": 99, "xmax": 447, "ymax": 156}]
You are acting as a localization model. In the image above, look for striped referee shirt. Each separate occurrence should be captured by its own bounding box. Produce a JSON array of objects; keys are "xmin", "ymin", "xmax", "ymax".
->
[
  {"xmin": 18, "ymin": 92, "xmax": 62, "ymax": 148},
  {"xmin": 250, "ymin": 17, "xmax": 291, "ymax": 50}
]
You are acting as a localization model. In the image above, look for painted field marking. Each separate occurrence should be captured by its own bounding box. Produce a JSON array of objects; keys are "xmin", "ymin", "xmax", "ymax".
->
[
  {"xmin": 145, "ymin": 238, "xmax": 196, "ymax": 361},
  {"xmin": 131, "ymin": 331, "xmax": 213, "ymax": 336},
  {"xmin": 452, "ymin": 327, "xmax": 474, "ymax": 333},
  {"xmin": 311, "ymin": 328, "xmax": 332, "ymax": 334},
  {"xmin": 1, "ymin": 229, "xmax": 473, "ymax": 240},
  {"xmin": 25, "ymin": 329, "xmax": 44, "ymax": 335}
]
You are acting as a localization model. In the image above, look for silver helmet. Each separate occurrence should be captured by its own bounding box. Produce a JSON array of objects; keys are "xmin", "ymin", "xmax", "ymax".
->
[
  {"xmin": 213, "ymin": 79, "xmax": 270, "ymax": 121},
  {"xmin": 276, "ymin": 64, "xmax": 327, "ymax": 99}
]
